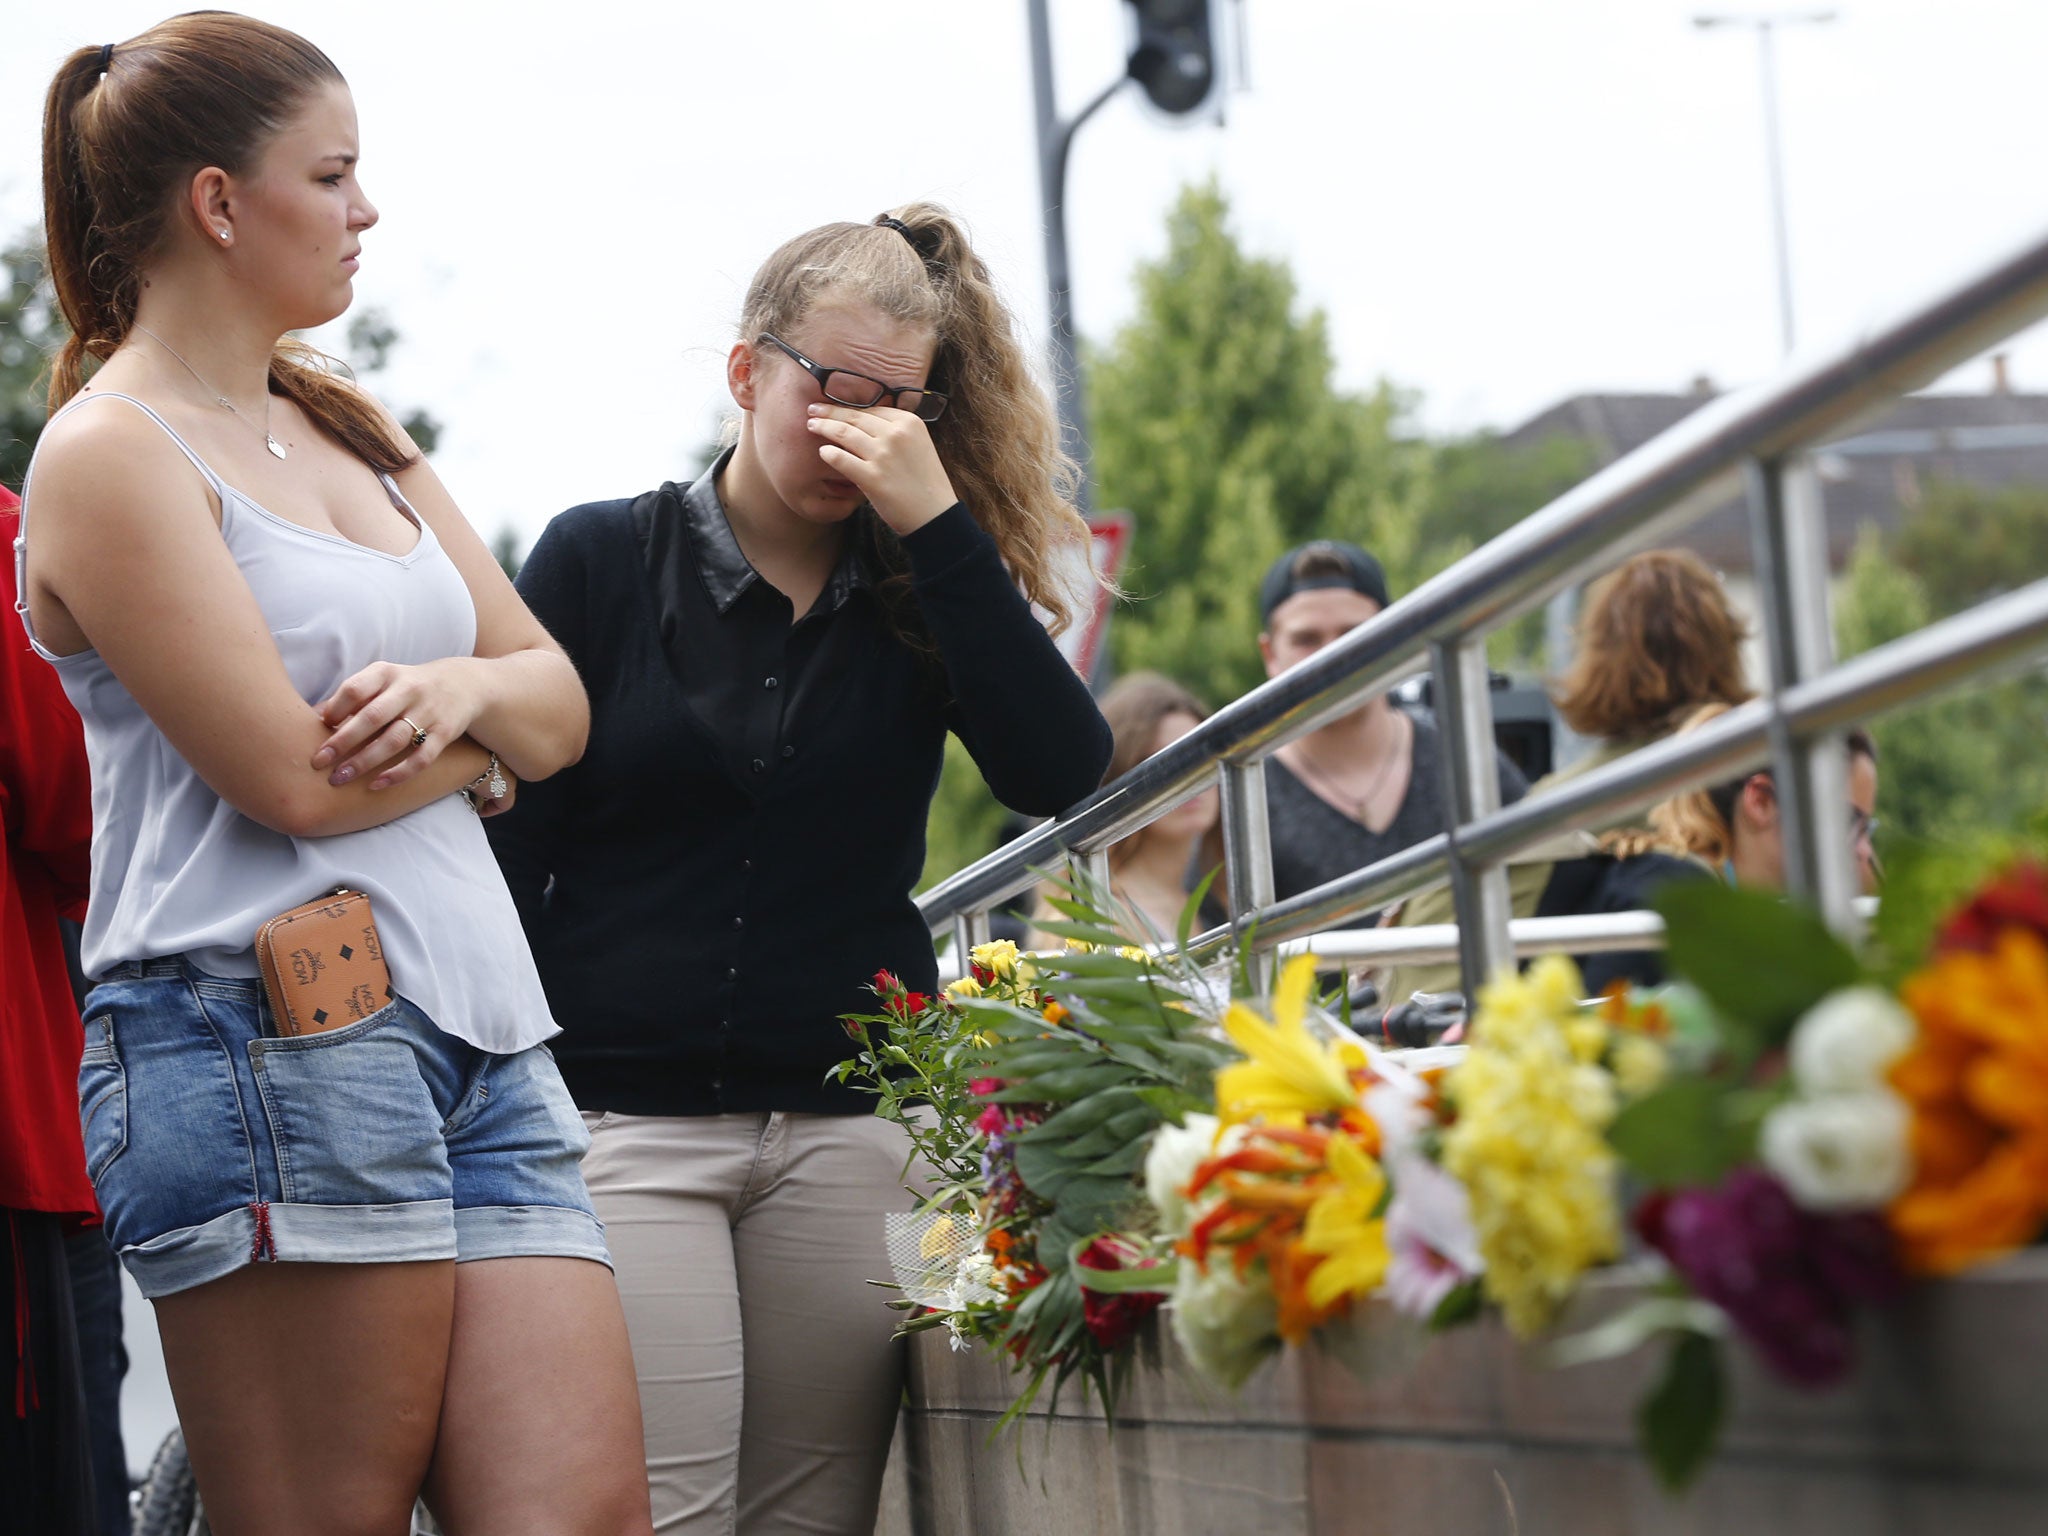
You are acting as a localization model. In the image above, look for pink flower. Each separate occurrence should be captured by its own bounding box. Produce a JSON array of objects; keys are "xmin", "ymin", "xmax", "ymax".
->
[{"xmin": 1380, "ymin": 1156, "xmax": 1483, "ymax": 1320}]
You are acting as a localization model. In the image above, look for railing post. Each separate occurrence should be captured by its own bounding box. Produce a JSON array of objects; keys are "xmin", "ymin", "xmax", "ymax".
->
[
  {"xmin": 1220, "ymin": 760, "xmax": 1275, "ymax": 991},
  {"xmin": 1060, "ymin": 845, "xmax": 1115, "ymax": 943},
  {"xmin": 1431, "ymin": 638, "xmax": 1513, "ymax": 996},
  {"xmin": 1745, "ymin": 456, "xmax": 1861, "ymax": 937},
  {"xmin": 951, "ymin": 910, "xmax": 991, "ymax": 977}
]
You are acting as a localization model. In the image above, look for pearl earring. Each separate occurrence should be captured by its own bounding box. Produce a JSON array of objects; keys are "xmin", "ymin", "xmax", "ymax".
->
[{"xmin": 218, "ymin": 230, "xmax": 229, "ymax": 240}]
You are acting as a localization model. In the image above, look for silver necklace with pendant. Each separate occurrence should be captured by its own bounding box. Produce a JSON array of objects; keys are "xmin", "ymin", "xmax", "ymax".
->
[{"xmin": 132, "ymin": 324, "xmax": 288, "ymax": 459}]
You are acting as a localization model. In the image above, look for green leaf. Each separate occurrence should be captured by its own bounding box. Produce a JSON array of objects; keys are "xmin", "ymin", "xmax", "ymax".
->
[
  {"xmin": 1428, "ymin": 1278, "xmax": 1484, "ymax": 1332},
  {"xmin": 993, "ymin": 1062, "xmax": 1132, "ymax": 1102},
  {"xmin": 1638, "ymin": 1331, "xmax": 1727, "ymax": 1493},
  {"xmin": 1024, "ymin": 1088, "xmax": 1147, "ymax": 1142},
  {"xmin": 1043, "ymin": 976, "xmax": 1170, "ymax": 1005},
  {"xmin": 1179, "ymin": 867, "xmax": 1222, "ymax": 955},
  {"xmin": 1036, "ymin": 951, "xmax": 1152, "ymax": 978},
  {"xmin": 1053, "ymin": 1175, "xmax": 1142, "ymax": 1233},
  {"xmin": 1030, "ymin": 915, "xmax": 1131, "ymax": 949},
  {"xmin": 1069, "ymin": 1245, "xmax": 1177, "ymax": 1294},
  {"xmin": 1607, "ymin": 1078, "xmax": 1751, "ymax": 1187},
  {"xmin": 1654, "ymin": 882, "xmax": 1864, "ymax": 1054},
  {"xmin": 1547, "ymin": 1297, "xmax": 1727, "ymax": 1370},
  {"xmin": 1013, "ymin": 1139, "xmax": 1078, "ymax": 1201},
  {"xmin": 1074, "ymin": 1140, "xmax": 1152, "ymax": 1178}
]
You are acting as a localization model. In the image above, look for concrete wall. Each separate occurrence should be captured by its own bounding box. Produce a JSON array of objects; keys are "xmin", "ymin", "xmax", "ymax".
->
[{"xmin": 881, "ymin": 1252, "xmax": 2048, "ymax": 1535}]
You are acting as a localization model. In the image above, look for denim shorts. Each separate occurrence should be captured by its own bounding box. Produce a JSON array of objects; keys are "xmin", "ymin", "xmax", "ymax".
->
[{"xmin": 80, "ymin": 957, "xmax": 610, "ymax": 1300}]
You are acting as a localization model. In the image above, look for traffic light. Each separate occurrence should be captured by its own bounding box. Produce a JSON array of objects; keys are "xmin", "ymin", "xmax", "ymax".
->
[{"xmin": 1124, "ymin": 0, "xmax": 1218, "ymax": 116}]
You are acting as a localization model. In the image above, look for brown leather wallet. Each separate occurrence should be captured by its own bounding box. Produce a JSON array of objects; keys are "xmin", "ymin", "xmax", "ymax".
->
[{"xmin": 254, "ymin": 888, "xmax": 395, "ymax": 1037}]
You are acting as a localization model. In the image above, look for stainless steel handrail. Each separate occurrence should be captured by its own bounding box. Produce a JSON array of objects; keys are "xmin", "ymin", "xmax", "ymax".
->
[{"xmin": 918, "ymin": 220, "xmax": 2048, "ymax": 991}]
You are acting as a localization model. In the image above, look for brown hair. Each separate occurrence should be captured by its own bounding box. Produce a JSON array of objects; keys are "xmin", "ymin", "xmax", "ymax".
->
[
  {"xmin": 1097, "ymin": 671, "xmax": 1213, "ymax": 871},
  {"xmin": 41, "ymin": 13, "xmax": 416, "ymax": 473},
  {"xmin": 1555, "ymin": 550, "xmax": 1751, "ymax": 741},
  {"xmin": 738, "ymin": 204, "xmax": 1094, "ymax": 634}
]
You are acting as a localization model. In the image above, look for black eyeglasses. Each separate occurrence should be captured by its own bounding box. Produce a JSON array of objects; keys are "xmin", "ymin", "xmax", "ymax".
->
[{"xmin": 757, "ymin": 334, "xmax": 948, "ymax": 422}]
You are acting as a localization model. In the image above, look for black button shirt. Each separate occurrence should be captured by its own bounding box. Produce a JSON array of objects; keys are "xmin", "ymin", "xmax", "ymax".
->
[
  {"xmin": 487, "ymin": 451, "xmax": 1113, "ymax": 1117},
  {"xmin": 639, "ymin": 460, "xmax": 873, "ymax": 790}
]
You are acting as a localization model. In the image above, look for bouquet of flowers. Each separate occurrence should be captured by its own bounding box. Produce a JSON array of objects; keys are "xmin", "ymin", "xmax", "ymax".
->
[
  {"xmin": 835, "ymin": 881, "xmax": 1235, "ymax": 1423},
  {"xmin": 841, "ymin": 857, "xmax": 2048, "ymax": 1489}
]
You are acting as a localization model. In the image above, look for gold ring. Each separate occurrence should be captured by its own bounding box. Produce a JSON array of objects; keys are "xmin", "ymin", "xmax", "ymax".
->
[{"xmin": 401, "ymin": 716, "xmax": 428, "ymax": 748}]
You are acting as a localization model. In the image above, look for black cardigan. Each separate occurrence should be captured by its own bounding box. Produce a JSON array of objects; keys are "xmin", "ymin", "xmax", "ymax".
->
[{"xmin": 486, "ymin": 488, "xmax": 1112, "ymax": 1115}]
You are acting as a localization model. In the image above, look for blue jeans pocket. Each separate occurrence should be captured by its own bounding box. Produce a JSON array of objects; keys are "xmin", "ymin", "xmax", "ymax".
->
[
  {"xmin": 247, "ymin": 1001, "xmax": 449, "ymax": 1206},
  {"xmin": 78, "ymin": 1014, "xmax": 128, "ymax": 1183}
]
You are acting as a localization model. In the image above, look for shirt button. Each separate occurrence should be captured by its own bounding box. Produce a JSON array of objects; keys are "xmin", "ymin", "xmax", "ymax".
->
[
  {"xmin": 751, "ymin": 758, "xmax": 766, "ymax": 774},
  {"xmin": 741, "ymin": 859, "xmax": 753, "ymax": 873},
  {"xmin": 732, "ymin": 916, "xmax": 745, "ymax": 930},
  {"xmin": 781, "ymin": 745, "xmax": 795, "ymax": 759},
  {"xmin": 764, "ymin": 676, "xmax": 780, "ymax": 690},
  {"xmin": 726, "ymin": 967, "xmax": 739, "ymax": 982}
]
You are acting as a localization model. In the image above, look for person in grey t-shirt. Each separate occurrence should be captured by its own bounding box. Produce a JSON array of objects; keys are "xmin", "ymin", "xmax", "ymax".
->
[{"xmin": 1255, "ymin": 542, "xmax": 1527, "ymax": 921}]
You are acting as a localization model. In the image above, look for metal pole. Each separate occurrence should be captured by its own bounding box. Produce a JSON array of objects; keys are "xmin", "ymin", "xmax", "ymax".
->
[
  {"xmin": 1743, "ymin": 455, "xmax": 1858, "ymax": 935},
  {"xmin": 1696, "ymin": 10, "xmax": 1835, "ymax": 358},
  {"xmin": 1757, "ymin": 22, "xmax": 1796, "ymax": 355},
  {"xmin": 1028, "ymin": 0, "xmax": 1123, "ymax": 509},
  {"xmin": 1431, "ymin": 639, "xmax": 1513, "ymax": 993},
  {"xmin": 1220, "ymin": 760, "xmax": 1275, "ymax": 990}
]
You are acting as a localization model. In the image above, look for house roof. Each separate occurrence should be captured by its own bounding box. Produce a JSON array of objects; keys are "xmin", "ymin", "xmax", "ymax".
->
[{"xmin": 1501, "ymin": 388, "xmax": 2048, "ymax": 571}]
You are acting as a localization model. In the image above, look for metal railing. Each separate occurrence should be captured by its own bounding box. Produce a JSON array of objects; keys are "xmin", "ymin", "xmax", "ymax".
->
[{"xmin": 919, "ymin": 222, "xmax": 2048, "ymax": 993}]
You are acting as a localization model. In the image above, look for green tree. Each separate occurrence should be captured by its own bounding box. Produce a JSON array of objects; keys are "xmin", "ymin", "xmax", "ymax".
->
[
  {"xmin": 1836, "ymin": 516, "xmax": 2048, "ymax": 844},
  {"xmin": 1088, "ymin": 180, "xmax": 1432, "ymax": 708},
  {"xmin": 344, "ymin": 307, "xmax": 442, "ymax": 456},
  {"xmin": 0, "ymin": 233, "xmax": 64, "ymax": 491},
  {"xmin": 1422, "ymin": 428, "xmax": 1597, "ymax": 670}
]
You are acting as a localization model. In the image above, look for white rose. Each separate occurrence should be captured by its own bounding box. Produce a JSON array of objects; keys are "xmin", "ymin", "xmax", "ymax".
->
[
  {"xmin": 1759, "ymin": 1091, "xmax": 1912, "ymax": 1212},
  {"xmin": 1169, "ymin": 1257, "xmax": 1280, "ymax": 1389},
  {"xmin": 1788, "ymin": 987, "xmax": 1917, "ymax": 1097},
  {"xmin": 1144, "ymin": 1114, "xmax": 1232, "ymax": 1236}
]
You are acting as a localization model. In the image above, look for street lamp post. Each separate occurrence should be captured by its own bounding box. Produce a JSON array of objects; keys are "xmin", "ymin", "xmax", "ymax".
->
[
  {"xmin": 1695, "ymin": 9, "xmax": 1837, "ymax": 357},
  {"xmin": 1027, "ymin": 0, "xmax": 1130, "ymax": 513}
]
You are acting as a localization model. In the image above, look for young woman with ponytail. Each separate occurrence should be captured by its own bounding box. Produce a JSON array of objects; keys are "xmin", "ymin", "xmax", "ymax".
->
[
  {"xmin": 19, "ymin": 16, "xmax": 651, "ymax": 1534},
  {"xmin": 485, "ymin": 208, "xmax": 1113, "ymax": 1532}
]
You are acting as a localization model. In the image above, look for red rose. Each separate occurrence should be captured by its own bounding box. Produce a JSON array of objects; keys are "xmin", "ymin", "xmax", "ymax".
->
[
  {"xmin": 1936, "ymin": 861, "xmax": 2048, "ymax": 955},
  {"xmin": 1075, "ymin": 1236, "xmax": 1167, "ymax": 1351}
]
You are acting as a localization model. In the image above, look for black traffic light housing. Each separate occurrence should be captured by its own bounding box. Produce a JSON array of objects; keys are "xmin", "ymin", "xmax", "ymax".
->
[{"xmin": 1124, "ymin": 0, "xmax": 1218, "ymax": 116}]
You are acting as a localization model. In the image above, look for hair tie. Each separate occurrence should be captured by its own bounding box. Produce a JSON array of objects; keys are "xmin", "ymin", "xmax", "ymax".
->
[
  {"xmin": 98, "ymin": 43, "xmax": 115, "ymax": 74},
  {"xmin": 875, "ymin": 215, "xmax": 941, "ymax": 268}
]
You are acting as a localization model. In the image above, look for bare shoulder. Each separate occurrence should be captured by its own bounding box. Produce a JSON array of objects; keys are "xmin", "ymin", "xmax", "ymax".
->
[{"xmin": 30, "ymin": 392, "xmax": 221, "ymax": 532}]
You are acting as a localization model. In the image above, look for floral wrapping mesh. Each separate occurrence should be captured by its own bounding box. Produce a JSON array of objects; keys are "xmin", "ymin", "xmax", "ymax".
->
[{"xmin": 885, "ymin": 1210, "xmax": 1000, "ymax": 1310}]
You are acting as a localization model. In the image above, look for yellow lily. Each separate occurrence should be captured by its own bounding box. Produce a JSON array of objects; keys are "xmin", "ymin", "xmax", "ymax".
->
[
  {"xmin": 1215, "ymin": 954, "xmax": 1357, "ymax": 1125},
  {"xmin": 1299, "ymin": 1131, "xmax": 1392, "ymax": 1310}
]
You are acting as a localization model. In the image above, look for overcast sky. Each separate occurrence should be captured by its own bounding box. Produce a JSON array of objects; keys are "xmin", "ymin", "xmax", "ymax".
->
[{"xmin": 6, "ymin": 0, "xmax": 2047, "ymax": 551}]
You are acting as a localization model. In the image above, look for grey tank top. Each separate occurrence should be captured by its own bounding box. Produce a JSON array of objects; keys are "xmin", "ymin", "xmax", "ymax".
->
[{"xmin": 12, "ymin": 392, "xmax": 556, "ymax": 1054}]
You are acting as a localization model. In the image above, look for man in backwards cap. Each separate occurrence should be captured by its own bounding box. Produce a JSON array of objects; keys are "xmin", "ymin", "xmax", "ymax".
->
[{"xmin": 1254, "ymin": 541, "xmax": 1528, "ymax": 921}]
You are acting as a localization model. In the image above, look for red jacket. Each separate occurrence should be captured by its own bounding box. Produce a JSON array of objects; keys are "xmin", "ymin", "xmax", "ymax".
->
[{"xmin": 0, "ymin": 483, "xmax": 98, "ymax": 1221}]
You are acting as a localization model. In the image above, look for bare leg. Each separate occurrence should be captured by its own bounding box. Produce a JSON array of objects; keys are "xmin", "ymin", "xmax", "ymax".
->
[
  {"xmin": 422, "ymin": 1256, "xmax": 653, "ymax": 1536},
  {"xmin": 155, "ymin": 1260, "xmax": 455, "ymax": 1536}
]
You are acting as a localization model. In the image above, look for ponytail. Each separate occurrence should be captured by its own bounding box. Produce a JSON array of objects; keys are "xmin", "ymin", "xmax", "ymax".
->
[
  {"xmin": 38, "ymin": 17, "xmax": 416, "ymax": 474},
  {"xmin": 41, "ymin": 46, "xmax": 115, "ymax": 410}
]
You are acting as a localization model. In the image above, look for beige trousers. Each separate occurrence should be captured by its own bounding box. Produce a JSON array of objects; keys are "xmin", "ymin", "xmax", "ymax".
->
[{"xmin": 578, "ymin": 1110, "xmax": 920, "ymax": 1536}]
